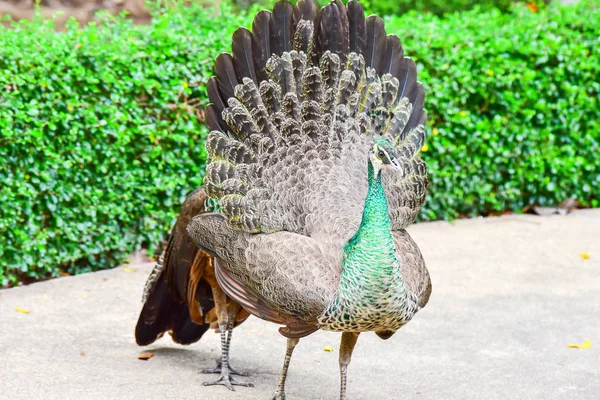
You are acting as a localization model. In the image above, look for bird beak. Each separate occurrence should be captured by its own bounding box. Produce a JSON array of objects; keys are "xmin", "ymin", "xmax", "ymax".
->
[{"xmin": 390, "ymin": 158, "xmax": 402, "ymax": 171}]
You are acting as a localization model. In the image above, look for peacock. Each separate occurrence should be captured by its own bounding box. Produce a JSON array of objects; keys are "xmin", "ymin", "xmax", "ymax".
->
[
  {"xmin": 186, "ymin": 0, "xmax": 433, "ymax": 398},
  {"xmin": 135, "ymin": 187, "xmax": 253, "ymax": 389}
]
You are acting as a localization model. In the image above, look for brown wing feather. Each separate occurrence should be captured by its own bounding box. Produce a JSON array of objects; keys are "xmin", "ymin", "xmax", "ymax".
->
[
  {"xmin": 186, "ymin": 249, "xmax": 211, "ymax": 324},
  {"xmin": 214, "ymin": 257, "xmax": 285, "ymax": 324},
  {"xmin": 214, "ymin": 258, "xmax": 318, "ymax": 338}
]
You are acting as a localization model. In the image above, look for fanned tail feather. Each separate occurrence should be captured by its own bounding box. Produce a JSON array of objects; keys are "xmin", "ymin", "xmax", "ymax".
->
[{"xmin": 203, "ymin": 0, "xmax": 428, "ymax": 233}]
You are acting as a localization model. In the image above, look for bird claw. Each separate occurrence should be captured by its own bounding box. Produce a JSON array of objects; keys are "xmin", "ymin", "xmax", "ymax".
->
[
  {"xmin": 201, "ymin": 360, "xmax": 249, "ymax": 376},
  {"xmin": 202, "ymin": 363, "xmax": 253, "ymax": 391},
  {"xmin": 271, "ymin": 392, "xmax": 287, "ymax": 400},
  {"xmin": 202, "ymin": 373, "xmax": 254, "ymax": 391},
  {"xmin": 228, "ymin": 366, "xmax": 249, "ymax": 377}
]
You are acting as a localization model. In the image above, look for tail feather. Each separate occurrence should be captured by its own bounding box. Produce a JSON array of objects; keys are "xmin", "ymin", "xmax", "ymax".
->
[
  {"xmin": 252, "ymin": 10, "xmax": 272, "ymax": 82},
  {"xmin": 203, "ymin": 0, "xmax": 428, "ymax": 232},
  {"xmin": 398, "ymin": 57, "xmax": 417, "ymax": 103},
  {"xmin": 293, "ymin": 0, "xmax": 318, "ymax": 26},
  {"xmin": 135, "ymin": 188, "xmax": 217, "ymax": 347},
  {"xmin": 403, "ymin": 83, "xmax": 425, "ymax": 136},
  {"xmin": 205, "ymin": 104, "xmax": 225, "ymax": 132},
  {"xmin": 365, "ymin": 15, "xmax": 386, "ymax": 73},
  {"xmin": 208, "ymin": 76, "xmax": 227, "ymax": 112},
  {"xmin": 232, "ymin": 28, "xmax": 257, "ymax": 84},
  {"xmin": 293, "ymin": 19, "xmax": 314, "ymax": 54},
  {"xmin": 314, "ymin": 0, "xmax": 349, "ymax": 64},
  {"xmin": 135, "ymin": 269, "xmax": 212, "ymax": 346},
  {"xmin": 270, "ymin": 0, "xmax": 294, "ymax": 54},
  {"xmin": 215, "ymin": 53, "xmax": 239, "ymax": 103},
  {"xmin": 383, "ymin": 35, "xmax": 404, "ymax": 77},
  {"xmin": 347, "ymin": 0, "xmax": 366, "ymax": 55}
]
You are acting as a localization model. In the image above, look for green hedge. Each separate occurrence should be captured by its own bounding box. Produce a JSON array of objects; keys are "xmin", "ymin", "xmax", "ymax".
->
[
  {"xmin": 359, "ymin": 0, "xmax": 515, "ymax": 16},
  {"xmin": 234, "ymin": 0, "xmax": 516, "ymax": 16},
  {"xmin": 385, "ymin": 2, "xmax": 600, "ymax": 219},
  {"xmin": 1, "ymin": 2, "xmax": 599, "ymax": 285},
  {"xmin": 0, "ymin": 9, "xmax": 248, "ymax": 286}
]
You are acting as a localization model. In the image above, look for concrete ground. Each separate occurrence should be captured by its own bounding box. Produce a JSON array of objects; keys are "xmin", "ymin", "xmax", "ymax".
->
[{"xmin": 1, "ymin": 210, "xmax": 599, "ymax": 400}]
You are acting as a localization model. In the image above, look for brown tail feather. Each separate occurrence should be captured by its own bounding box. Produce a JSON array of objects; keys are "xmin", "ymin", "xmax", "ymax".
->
[
  {"xmin": 135, "ymin": 271, "xmax": 214, "ymax": 346},
  {"xmin": 135, "ymin": 187, "xmax": 239, "ymax": 346}
]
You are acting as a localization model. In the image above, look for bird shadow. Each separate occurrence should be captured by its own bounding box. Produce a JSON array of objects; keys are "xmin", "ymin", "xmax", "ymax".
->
[{"xmin": 140, "ymin": 346, "xmax": 215, "ymax": 364}]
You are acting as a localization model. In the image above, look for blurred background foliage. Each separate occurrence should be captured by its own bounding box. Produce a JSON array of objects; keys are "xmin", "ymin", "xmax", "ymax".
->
[
  {"xmin": 231, "ymin": 0, "xmax": 542, "ymax": 16},
  {"xmin": 1, "ymin": 0, "xmax": 598, "ymax": 286}
]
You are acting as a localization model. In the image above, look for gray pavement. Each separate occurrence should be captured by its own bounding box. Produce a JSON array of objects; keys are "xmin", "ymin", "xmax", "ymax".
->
[{"xmin": 1, "ymin": 210, "xmax": 599, "ymax": 400}]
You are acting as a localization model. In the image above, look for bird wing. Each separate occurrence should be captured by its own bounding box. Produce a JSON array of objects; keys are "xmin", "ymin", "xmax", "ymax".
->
[
  {"xmin": 393, "ymin": 230, "xmax": 432, "ymax": 308},
  {"xmin": 188, "ymin": 212, "xmax": 339, "ymax": 323}
]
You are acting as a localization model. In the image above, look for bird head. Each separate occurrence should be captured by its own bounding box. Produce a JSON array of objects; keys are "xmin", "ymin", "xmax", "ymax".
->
[{"xmin": 369, "ymin": 139, "xmax": 401, "ymax": 177}]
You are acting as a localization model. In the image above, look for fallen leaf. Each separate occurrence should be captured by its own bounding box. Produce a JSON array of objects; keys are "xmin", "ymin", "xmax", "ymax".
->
[
  {"xmin": 580, "ymin": 253, "xmax": 590, "ymax": 260},
  {"xmin": 323, "ymin": 346, "xmax": 334, "ymax": 353},
  {"xmin": 80, "ymin": 352, "xmax": 86, "ymax": 356},
  {"xmin": 15, "ymin": 307, "xmax": 30, "ymax": 314},
  {"xmin": 488, "ymin": 210, "xmax": 514, "ymax": 217},
  {"xmin": 138, "ymin": 352, "xmax": 154, "ymax": 360},
  {"xmin": 82, "ymin": 294, "xmax": 89, "ymax": 299},
  {"xmin": 568, "ymin": 339, "xmax": 591, "ymax": 349},
  {"xmin": 58, "ymin": 271, "xmax": 71, "ymax": 277},
  {"xmin": 123, "ymin": 268, "xmax": 138, "ymax": 273}
]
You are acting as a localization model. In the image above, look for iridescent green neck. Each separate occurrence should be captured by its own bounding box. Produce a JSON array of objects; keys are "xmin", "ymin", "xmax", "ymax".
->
[
  {"xmin": 351, "ymin": 161, "xmax": 391, "ymax": 251},
  {"xmin": 337, "ymin": 161, "xmax": 403, "ymax": 292},
  {"xmin": 319, "ymin": 161, "xmax": 411, "ymax": 330}
]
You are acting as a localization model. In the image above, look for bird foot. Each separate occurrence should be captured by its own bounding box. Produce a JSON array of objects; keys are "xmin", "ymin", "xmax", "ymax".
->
[
  {"xmin": 202, "ymin": 367, "xmax": 254, "ymax": 391},
  {"xmin": 271, "ymin": 392, "xmax": 286, "ymax": 400},
  {"xmin": 201, "ymin": 360, "xmax": 249, "ymax": 376}
]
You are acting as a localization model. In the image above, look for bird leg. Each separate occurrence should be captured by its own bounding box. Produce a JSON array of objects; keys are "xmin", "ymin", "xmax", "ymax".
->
[
  {"xmin": 271, "ymin": 337, "xmax": 300, "ymax": 400},
  {"xmin": 339, "ymin": 332, "xmax": 360, "ymax": 400},
  {"xmin": 201, "ymin": 329, "xmax": 247, "ymax": 376},
  {"xmin": 202, "ymin": 285, "xmax": 253, "ymax": 390},
  {"xmin": 203, "ymin": 302, "xmax": 248, "ymax": 376}
]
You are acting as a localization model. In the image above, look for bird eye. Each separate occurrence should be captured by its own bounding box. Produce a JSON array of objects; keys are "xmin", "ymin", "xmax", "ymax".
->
[{"xmin": 378, "ymin": 150, "xmax": 385, "ymax": 159}]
